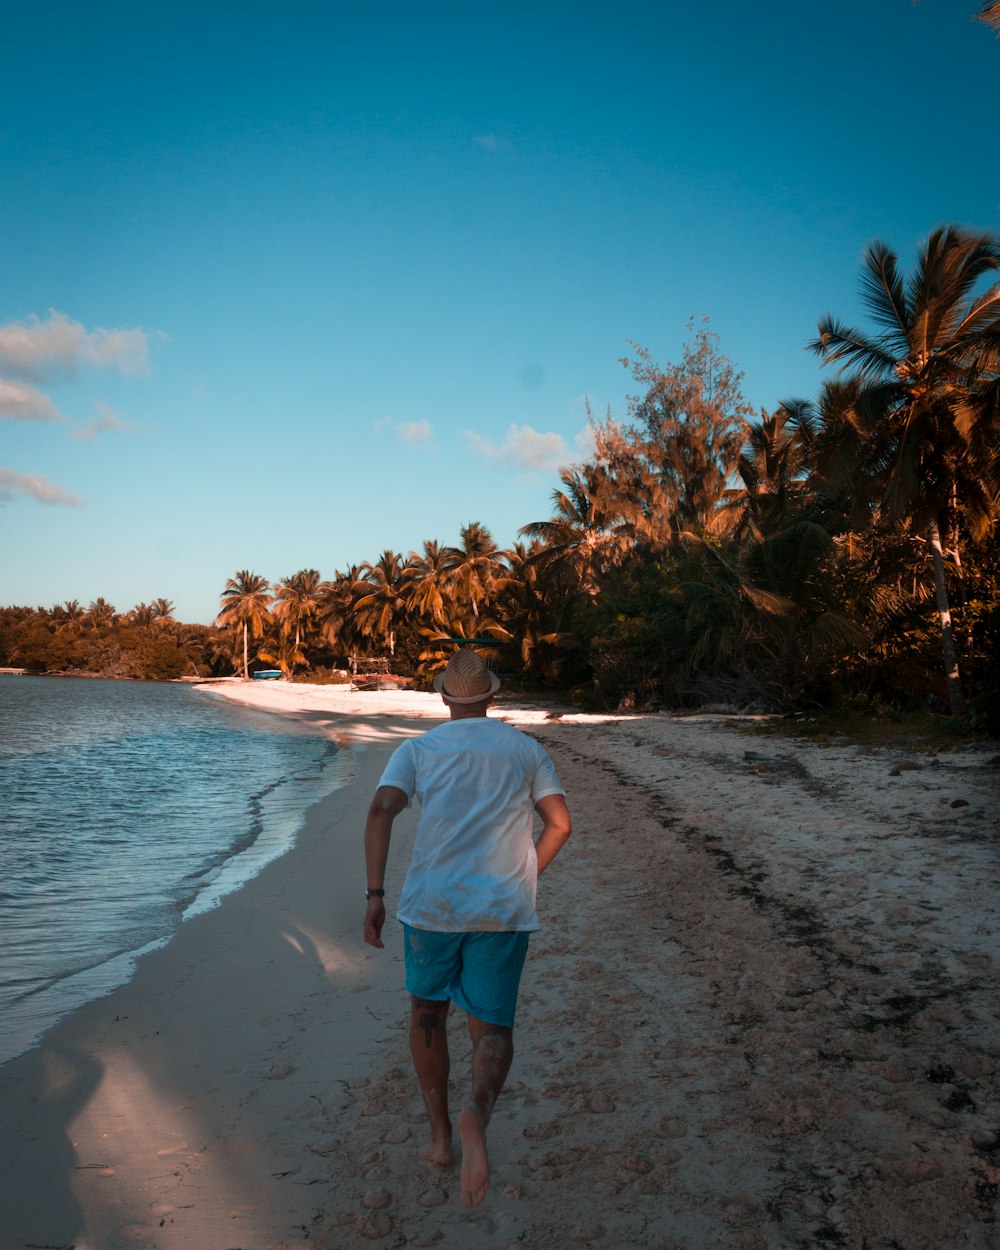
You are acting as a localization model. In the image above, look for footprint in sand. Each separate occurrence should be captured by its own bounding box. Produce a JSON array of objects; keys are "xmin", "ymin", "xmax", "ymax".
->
[
  {"xmin": 654, "ymin": 1114, "xmax": 688, "ymax": 1138},
  {"xmin": 357, "ymin": 1210, "xmax": 394, "ymax": 1238},
  {"xmin": 620, "ymin": 1154, "xmax": 654, "ymax": 1174},
  {"xmin": 586, "ymin": 1090, "xmax": 616, "ymax": 1113},
  {"xmin": 522, "ymin": 1118, "xmax": 561, "ymax": 1140},
  {"xmin": 263, "ymin": 1062, "xmax": 294, "ymax": 1080},
  {"xmin": 418, "ymin": 1186, "xmax": 449, "ymax": 1207},
  {"xmin": 382, "ymin": 1125, "xmax": 412, "ymax": 1144}
]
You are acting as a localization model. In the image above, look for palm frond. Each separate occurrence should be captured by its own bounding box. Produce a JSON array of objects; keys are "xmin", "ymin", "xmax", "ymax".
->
[
  {"xmin": 810, "ymin": 317, "xmax": 896, "ymax": 380},
  {"xmin": 953, "ymin": 281, "xmax": 1000, "ymax": 340},
  {"xmin": 976, "ymin": 0, "xmax": 1000, "ymax": 31},
  {"xmin": 859, "ymin": 239, "xmax": 909, "ymax": 334},
  {"xmin": 805, "ymin": 611, "xmax": 870, "ymax": 651}
]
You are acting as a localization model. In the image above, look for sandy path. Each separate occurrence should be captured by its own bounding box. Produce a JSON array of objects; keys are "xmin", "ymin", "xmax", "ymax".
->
[
  {"xmin": 1, "ymin": 683, "xmax": 997, "ymax": 1250},
  {"xmin": 309, "ymin": 710, "xmax": 1000, "ymax": 1250}
]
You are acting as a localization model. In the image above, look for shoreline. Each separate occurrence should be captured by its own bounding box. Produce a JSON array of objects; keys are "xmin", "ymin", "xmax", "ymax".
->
[
  {"xmin": 1, "ymin": 681, "xmax": 997, "ymax": 1249},
  {"xmin": 0, "ymin": 685, "xmax": 448, "ymax": 1249},
  {"xmin": 0, "ymin": 679, "xmax": 352, "ymax": 1069}
]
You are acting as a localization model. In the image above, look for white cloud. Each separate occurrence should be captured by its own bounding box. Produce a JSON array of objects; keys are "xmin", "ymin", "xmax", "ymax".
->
[
  {"xmin": 0, "ymin": 467, "xmax": 82, "ymax": 506},
  {"xmin": 375, "ymin": 416, "xmax": 433, "ymax": 445},
  {"xmin": 0, "ymin": 379, "xmax": 61, "ymax": 422},
  {"xmin": 396, "ymin": 419, "xmax": 432, "ymax": 445},
  {"xmin": 72, "ymin": 402, "xmax": 132, "ymax": 442},
  {"xmin": 0, "ymin": 311, "xmax": 150, "ymax": 380},
  {"xmin": 574, "ymin": 424, "xmax": 597, "ymax": 460},
  {"xmin": 464, "ymin": 422, "xmax": 593, "ymax": 473}
]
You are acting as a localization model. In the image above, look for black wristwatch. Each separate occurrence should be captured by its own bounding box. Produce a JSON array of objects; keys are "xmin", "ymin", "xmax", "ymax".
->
[{"xmin": 366, "ymin": 887, "xmax": 385, "ymax": 900}]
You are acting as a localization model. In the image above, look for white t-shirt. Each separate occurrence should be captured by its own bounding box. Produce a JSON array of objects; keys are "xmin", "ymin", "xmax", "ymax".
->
[{"xmin": 377, "ymin": 716, "xmax": 565, "ymax": 933}]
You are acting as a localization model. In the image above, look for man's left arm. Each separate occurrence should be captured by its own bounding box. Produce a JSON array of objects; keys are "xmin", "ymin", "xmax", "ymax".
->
[{"xmin": 534, "ymin": 792, "xmax": 571, "ymax": 875}]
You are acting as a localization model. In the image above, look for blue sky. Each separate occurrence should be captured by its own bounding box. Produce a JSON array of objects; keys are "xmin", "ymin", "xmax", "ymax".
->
[{"xmin": 2, "ymin": 1, "xmax": 997, "ymax": 624}]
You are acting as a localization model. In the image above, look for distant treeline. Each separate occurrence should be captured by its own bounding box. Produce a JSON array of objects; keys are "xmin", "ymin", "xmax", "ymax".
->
[
  {"xmin": 0, "ymin": 600, "xmax": 228, "ymax": 682},
  {"xmin": 4, "ymin": 227, "xmax": 999, "ymax": 725}
]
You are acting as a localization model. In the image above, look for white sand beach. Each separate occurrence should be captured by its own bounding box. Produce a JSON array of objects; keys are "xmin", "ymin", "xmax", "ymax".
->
[{"xmin": 1, "ymin": 679, "xmax": 998, "ymax": 1250}]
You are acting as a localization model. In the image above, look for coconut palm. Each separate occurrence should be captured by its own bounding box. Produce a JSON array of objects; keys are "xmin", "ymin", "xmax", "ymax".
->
[
  {"xmin": 418, "ymin": 614, "xmax": 512, "ymax": 683},
  {"xmin": 85, "ymin": 598, "xmax": 117, "ymax": 629},
  {"xmin": 53, "ymin": 599, "xmax": 85, "ymax": 633},
  {"xmin": 501, "ymin": 540, "xmax": 578, "ymax": 680},
  {"xmin": 258, "ymin": 633, "xmax": 307, "ymax": 681},
  {"xmin": 809, "ymin": 224, "xmax": 1000, "ymax": 712},
  {"xmin": 151, "ymin": 598, "xmax": 176, "ymax": 625},
  {"xmin": 217, "ymin": 571, "xmax": 273, "ymax": 680},
  {"xmin": 316, "ymin": 565, "xmax": 364, "ymax": 658},
  {"xmin": 443, "ymin": 522, "xmax": 512, "ymax": 630},
  {"xmin": 715, "ymin": 405, "xmax": 818, "ymax": 543},
  {"xmin": 272, "ymin": 569, "xmax": 326, "ymax": 675},
  {"xmin": 401, "ymin": 540, "xmax": 455, "ymax": 630},
  {"xmin": 353, "ymin": 551, "xmax": 408, "ymax": 657},
  {"xmin": 519, "ymin": 463, "xmax": 633, "ymax": 597},
  {"xmin": 127, "ymin": 602, "xmax": 156, "ymax": 628}
]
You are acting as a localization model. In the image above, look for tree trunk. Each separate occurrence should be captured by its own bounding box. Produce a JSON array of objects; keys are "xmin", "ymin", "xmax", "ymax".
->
[
  {"xmin": 928, "ymin": 519, "xmax": 964, "ymax": 714},
  {"xmin": 243, "ymin": 621, "xmax": 249, "ymax": 680}
]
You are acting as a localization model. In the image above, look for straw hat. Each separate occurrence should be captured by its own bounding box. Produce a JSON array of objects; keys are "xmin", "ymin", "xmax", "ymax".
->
[{"xmin": 433, "ymin": 648, "xmax": 501, "ymax": 703}]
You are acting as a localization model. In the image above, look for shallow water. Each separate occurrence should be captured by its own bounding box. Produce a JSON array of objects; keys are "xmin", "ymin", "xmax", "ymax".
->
[{"xmin": 0, "ymin": 676, "xmax": 354, "ymax": 1064}]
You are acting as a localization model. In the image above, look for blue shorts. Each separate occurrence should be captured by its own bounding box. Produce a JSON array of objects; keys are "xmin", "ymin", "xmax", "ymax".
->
[{"xmin": 402, "ymin": 926, "xmax": 530, "ymax": 1029}]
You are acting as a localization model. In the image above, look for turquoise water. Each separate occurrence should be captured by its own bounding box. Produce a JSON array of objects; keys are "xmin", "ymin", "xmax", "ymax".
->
[{"xmin": 0, "ymin": 677, "xmax": 354, "ymax": 1064}]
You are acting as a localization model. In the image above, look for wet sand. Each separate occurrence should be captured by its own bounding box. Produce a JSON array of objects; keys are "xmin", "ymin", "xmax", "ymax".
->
[{"xmin": 1, "ymin": 680, "xmax": 997, "ymax": 1249}]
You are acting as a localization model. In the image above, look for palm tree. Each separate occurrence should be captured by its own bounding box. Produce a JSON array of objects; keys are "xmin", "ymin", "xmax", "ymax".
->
[
  {"xmin": 258, "ymin": 633, "xmax": 307, "ymax": 681},
  {"xmin": 353, "ymin": 551, "xmax": 408, "ymax": 657},
  {"xmin": 217, "ymin": 571, "xmax": 273, "ymax": 679},
  {"xmin": 127, "ymin": 602, "xmax": 156, "ymax": 628},
  {"xmin": 519, "ymin": 464, "xmax": 633, "ymax": 597},
  {"xmin": 501, "ymin": 540, "xmax": 578, "ymax": 680},
  {"xmin": 151, "ymin": 598, "xmax": 176, "ymax": 625},
  {"xmin": 317, "ymin": 565, "xmax": 364, "ymax": 658},
  {"xmin": 444, "ymin": 522, "xmax": 512, "ymax": 631},
  {"xmin": 418, "ymin": 613, "xmax": 512, "ymax": 683},
  {"xmin": 809, "ymin": 225, "xmax": 1000, "ymax": 712},
  {"xmin": 272, "ymin": 569, "xmax": 326, "ymax": 675},
  {"xmin": 401, "ymin": 540, "xmax": 454, "ymax": 630},
  {"xmin": 53, "ymin": 599, "xmax": 85, "ymax": 633},
  {"xmin": 85, "ymin": 598, "xmax": 117, "ymax": 629},
  {"xmin": 715, "ymin": 405, "xmax": 817, "ymax": 544}
]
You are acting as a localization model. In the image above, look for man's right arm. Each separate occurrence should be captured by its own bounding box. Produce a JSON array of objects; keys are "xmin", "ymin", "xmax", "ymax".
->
[{"xmin": 363, "ymin": 784, "xmax": 409, "ymax": 948}]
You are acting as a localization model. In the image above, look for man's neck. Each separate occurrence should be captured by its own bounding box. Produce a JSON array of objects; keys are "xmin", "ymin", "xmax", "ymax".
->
[{"xmin": 447, "ymin": 700, "xmax": 492, "ymax": 721}]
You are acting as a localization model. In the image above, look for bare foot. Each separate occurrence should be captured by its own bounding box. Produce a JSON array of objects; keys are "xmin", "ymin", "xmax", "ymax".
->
[
  {"xmin": 458, "ymin": 1104, "xmax": 490, "ymax": 1208},
  {"xmin": 419, "ymin": 1136, "xmax": 455, "ymax": 1167}
]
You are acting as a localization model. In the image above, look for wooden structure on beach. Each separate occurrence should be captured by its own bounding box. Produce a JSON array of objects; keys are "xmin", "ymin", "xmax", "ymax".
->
[
  {"xmin": 0, "ymin": 667, "xmax": 27, "ymax": 676},
  {"xmin": 348, "ymin": 655, "xmax": 405, "ymax": 691}
]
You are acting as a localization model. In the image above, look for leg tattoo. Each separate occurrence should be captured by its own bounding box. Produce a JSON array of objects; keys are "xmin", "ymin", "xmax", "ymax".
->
[{"xmin": 419, "ymin": 1010, "xmax": 439, "ymax": 1048}]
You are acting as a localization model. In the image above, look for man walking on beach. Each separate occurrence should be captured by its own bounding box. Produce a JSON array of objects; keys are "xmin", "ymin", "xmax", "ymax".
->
[{"xmin": 363, "ymin": 648, "xmax": 571, "ymax": 1209}]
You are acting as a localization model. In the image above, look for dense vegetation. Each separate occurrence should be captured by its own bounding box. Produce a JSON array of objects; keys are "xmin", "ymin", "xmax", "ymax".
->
[
  {"xmin": 0, "ymin": 598, "xmax": 228, "ymax": 682},
  {"xmin": 3, "ymin": 227, "xmax": 999, "ymax": 727}
]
